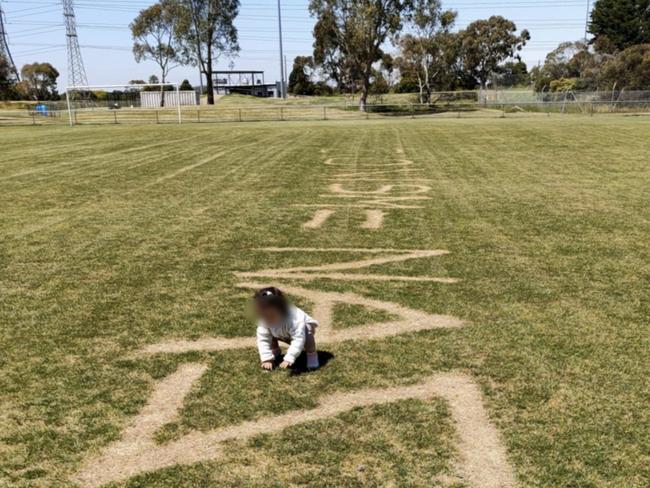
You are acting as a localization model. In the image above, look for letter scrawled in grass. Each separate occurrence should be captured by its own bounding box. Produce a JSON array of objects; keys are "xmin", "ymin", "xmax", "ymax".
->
[
  {"xmin": 142, "ymin": 248, "xmax": 462, "ymax": 355},
  {"xmin": 73, "ymin": 249, "xmax": 514, "ymax": 487},
  {"xmin": 74, "ymin": 370, "xmax": 515, "ymax": 488},
  {"xmin": 302, "ymin": 209, "xmax": 335, "ymax": 229},
  {"xmin": 301, "ymin": 151, "xmax": 432, "ymax": 230}
]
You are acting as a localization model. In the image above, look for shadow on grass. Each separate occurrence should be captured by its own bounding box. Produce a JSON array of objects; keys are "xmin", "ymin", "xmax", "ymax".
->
[{"xmin": 289, "ymin": 351, "xmax": 335, "ymax": 376}]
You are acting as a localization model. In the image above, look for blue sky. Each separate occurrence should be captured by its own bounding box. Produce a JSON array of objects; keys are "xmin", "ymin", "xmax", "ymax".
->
[{"xmin": 2, "ymin": 0, "xmax": 592, "ymax": 88}]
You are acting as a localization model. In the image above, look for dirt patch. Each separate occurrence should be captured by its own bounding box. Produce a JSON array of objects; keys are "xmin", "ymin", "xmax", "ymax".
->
[{"xmin": 73, "ymin": 371, "xmax": 514, "ymax": 488}]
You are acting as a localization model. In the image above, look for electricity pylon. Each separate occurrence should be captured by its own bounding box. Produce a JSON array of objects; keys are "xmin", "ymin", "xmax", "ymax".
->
[
  {"xmin": 62, "ymin": 0, "xmax": 88, "ymax": 88},
  {"xmin": 0, "ymin": 2, "xmax": 20, "ymax": 81}
]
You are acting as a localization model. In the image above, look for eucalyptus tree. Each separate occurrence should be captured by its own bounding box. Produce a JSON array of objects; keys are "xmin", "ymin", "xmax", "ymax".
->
[
  {"xmin": 460, "ymin": 16, "xmax": 530, "ymax": 90},
  {"xmin": 398, "ymin": 0, "xmax": 457, "ymax": 103},
  {"xmin": 310, "ymin": 0, "xmax": 414, "ymax": 111},
  {"xmin": 130, "ymin": 0, "xmax": 184, "ymax": 106},
  {"xmin": 177, "ymin": 0, "xmax": 240, "ymax": 105}
]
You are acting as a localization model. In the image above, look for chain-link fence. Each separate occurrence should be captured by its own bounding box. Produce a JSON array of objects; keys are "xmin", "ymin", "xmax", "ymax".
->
[{"xmin": 2, "ymin": 90, "xmax": 650, "ymax": 127}]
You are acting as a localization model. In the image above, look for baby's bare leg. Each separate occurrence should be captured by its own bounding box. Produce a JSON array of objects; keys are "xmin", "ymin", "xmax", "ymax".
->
[
  {"xmin": 305, "ymin": 331, "xmax": 317, "ymax": 354},
  {"xmin": 305, "ymin": 328, "xmax": 319, "ymax": 369}
]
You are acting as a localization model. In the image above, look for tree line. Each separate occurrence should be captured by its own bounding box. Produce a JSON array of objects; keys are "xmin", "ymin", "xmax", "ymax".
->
[
  {"xmin": 2, "ymin": 0, "xmax": 650, "ymax": 107},
  {"xmin": 298, "ymin": 0, "xmax": 529, "ymax": 108},
  {"xmin": 292, "ymin": 0, "xmax": 650, "ymax": 103},
  {"xmin": 0, "ymin": 61, "xmax": 61, "ymax": 102},
  {"xmin": 531, "ymin": 0, "xmax": 650, "ymax": 92}
]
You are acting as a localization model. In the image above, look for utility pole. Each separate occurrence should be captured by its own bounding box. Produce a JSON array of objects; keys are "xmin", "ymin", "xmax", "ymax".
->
[
  {"xmin": 0, "ymin": 2, "xmax": 20, "ymax": 81},
  {"xmin": 62, "ymin": 0, "xmax": 88, "ymax": 88},
  {"xmin": 277, "ymin": 0, "xmax": 286, "ymax": 98},
  {"xmin": 284, "ymin": 55, "xmax": 288, "ymax": 94}
]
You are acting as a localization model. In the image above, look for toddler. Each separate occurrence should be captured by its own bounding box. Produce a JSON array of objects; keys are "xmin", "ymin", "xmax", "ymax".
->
[{"xmin": 254, "ymin": 287, "xmax": 320, "ymax": 371}]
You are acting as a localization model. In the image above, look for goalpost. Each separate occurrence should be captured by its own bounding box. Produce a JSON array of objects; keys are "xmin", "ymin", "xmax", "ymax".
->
[{"xmin": 65, "ymin": 83, "xmax": 183, "ymax": 127}]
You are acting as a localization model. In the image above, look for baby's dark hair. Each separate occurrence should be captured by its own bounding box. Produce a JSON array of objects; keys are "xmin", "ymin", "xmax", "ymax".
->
[{"xmin": 253, "ymin": 287, "xmax": 289, "ymax": 315}]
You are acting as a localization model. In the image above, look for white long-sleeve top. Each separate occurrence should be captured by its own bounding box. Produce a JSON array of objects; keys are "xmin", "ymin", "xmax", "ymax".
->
[{"xmin": 257, "ymin": 306, "xmax": 318, "ymax": 364}]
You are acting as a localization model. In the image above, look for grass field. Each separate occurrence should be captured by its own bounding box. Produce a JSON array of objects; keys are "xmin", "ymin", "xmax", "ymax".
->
[{"xmin": 1, "ymin": 117, "xmax": 649, "ymax": 487}]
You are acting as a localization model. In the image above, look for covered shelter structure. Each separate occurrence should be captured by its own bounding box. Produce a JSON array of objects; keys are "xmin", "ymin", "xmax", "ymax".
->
[{"xmin": 212, "ymin": 70, "xmax": 279, "ymax": 97}]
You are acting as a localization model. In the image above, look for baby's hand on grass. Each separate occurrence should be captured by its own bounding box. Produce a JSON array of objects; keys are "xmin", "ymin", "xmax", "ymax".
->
[
  {"xmin": 261, "ymin": 361, "xmax": 274, "ymax": 371},
  {"xmin": 279, "ymin": 361, "xmax": 292, "ymax": 369}
]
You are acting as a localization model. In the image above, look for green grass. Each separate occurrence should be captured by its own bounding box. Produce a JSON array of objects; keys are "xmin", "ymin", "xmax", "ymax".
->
[{"xmin": 1, "ymin": 117, "xmax": 649, "ymax": 487}]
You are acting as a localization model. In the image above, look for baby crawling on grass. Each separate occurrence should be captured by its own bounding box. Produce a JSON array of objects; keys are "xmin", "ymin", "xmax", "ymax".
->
[{"xmin": 254, "ymin": 287, "xmax": 320, "ymax": 371}]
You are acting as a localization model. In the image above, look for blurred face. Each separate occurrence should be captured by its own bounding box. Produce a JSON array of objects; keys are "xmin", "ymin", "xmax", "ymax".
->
[{"xmin": 255, "ymin": 303, "xmax": 285, "ymax": 327}]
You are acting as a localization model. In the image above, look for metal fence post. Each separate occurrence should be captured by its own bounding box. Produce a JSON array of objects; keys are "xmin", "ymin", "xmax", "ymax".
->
[
  {"xmin": 239, "ymin": 108, "xmax": 242, "ymax": 122},
  {"xmin": 323, "ymin": 106, "xmax": 327, "ymax": 120},
  {"xmin": 197, "ymin": 110, "xmax": 201, "ymax": 123},
  {"xmin": 155, "ymin": 111, "xmax": 159, "ymax": 124},
  {"xmin": 176, "ymin": 85, "xmax": 182, "ymax": 124},
  {"xmin": 66, "ymin": 90, "xmax": 74, "ymax": 127},
  {"xmin": 114, "ymin": 111, "xmax": 118, "ymax": 124},
  {"xmin": 280, "ymin": 107, "xmax": 284, "ymax": 121}
]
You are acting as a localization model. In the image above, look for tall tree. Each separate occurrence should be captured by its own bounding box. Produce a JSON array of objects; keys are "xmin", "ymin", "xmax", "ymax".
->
[
  {"xmin": 530, "ymin": 41, "xmax": 602, "ymax": 92},
  {"xmin": 0, "ymin": 52, "xmax": 17, "ymax": 100},
  {"xmin": 18, "ymin": 63, "xmax": 59, "ymax": 100},
  {"xmin": 312, "ymin": 8, "xmax": 348, "ymax": 91},
  {"xmin": 179, "ymin": 78, "xmax": 193, "ymax": 90},
  {"xmin": 288, "ymin": 55, "xmax": 316, "ymax": 95},
  {"xmin": 600, "ymin": 43, "xmax": 650, "ymax": 89},
  {"xmin": 398, "ymin": 0, "xmax": 457, "ymax": 103},
  {"xmin": 494, "ymin": 60, "xmax": 529, "ymax": 88},
  {"xmin": 460, "ymin": 16, "xmax": 530, "ymax": 89},
  {"xmin": 310, "ymin": 0, "xmax": 413, "ymax": 111},
  {"xmin": 176, "ymin": 0, "xmax": 240, "ymax": 105},
  {"xmin": 590, "ymin": 0, "xmax": 650, "ymax": 53},
  {"xmin": 130, "ymin": 0, "xmax": 183, "ymax": 106}
]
